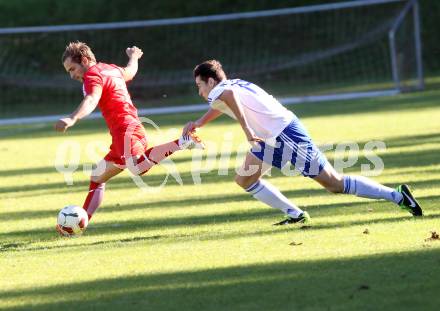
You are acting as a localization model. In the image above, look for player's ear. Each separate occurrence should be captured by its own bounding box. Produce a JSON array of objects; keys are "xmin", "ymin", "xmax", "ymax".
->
[
  {"xmin": 80, "ymin": 56, "xmax": 89, "ymax": 67},
  {"xmin": 208, "ymin": 77, "xmax": 216, "ymax": 88}
]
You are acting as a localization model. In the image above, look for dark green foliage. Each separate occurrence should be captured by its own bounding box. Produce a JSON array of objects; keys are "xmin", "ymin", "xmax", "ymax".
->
[
  {"xmin": 0, "ymin": 0, "xmax": 345, "ymax": 26},
  {"xmin": 0, "ymin": 0, "xmax": 437, "ymax": 119},
  {"xmin": 0, "ymin": 0, "xmax": 437, "ymax": 71}
]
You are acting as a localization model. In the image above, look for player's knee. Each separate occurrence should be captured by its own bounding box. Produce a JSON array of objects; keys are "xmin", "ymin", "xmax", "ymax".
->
[
  {"xmin": 126, "ymin": 165, "xmax": 141, "ymax": 176},
  {"xmin": 91, "ymin": 175, "xmax": 105, "ymax": 184},
  {"xmin": 129, "ymin": 154, "xmax": 155, "ymax": 176},
  {"xmin": 235, "ymin": 174, "xmax": 253, "ymax": 189}
]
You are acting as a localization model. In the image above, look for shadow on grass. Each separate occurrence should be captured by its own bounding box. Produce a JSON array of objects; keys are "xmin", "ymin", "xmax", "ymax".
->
[
  {"xmin": 1, "ymin": 173, "xmax": 438, "ymax": 222},
  {"xmin": 2, "ymin": 249, "xmax": 440, "ymax": 311},
  {"xmin": 0, "ymin": 149, "xmax": 248, "ymax": 178},
  {"xmin": 0, "ymin": 208, "xmax": 282, "ymax": 241},
  {"xmin": 384, "ymin": 132, "xmax": 440, "ymax": 149},
  {"xmin": 3, "ymin": 130, "xmax": 440, "ymax": 179},
  {"xmin": 2, "ymin": 194, "xmax": 439, "ymax": 252},
  {"xmin": 0, "ymin": 184, "xmax": 323, "ymax": 221},
  {"xmin": 3, "ymin": 147, "xmax": 440, "ymax": 199},
  {"xmin": 4, "ymin": 175, "xmax": 435, "ymax": 223},
  {"xmin": 0, "ymin": 169, "xmax": 237, "ymax": 196},
  {"xmin": 0, "ymin": 165, "xmax": 61, "ymax": 177},
  {"xmin": 4, "ymin": 210, "xmax": 440, "ymax": 255},
  {"xmin": 2, "ymin": 126, "xmax": 440, "ymax": 198}
]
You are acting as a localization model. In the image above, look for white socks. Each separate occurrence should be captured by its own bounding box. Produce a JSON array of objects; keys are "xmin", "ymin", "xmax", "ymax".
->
[
  {"xmin": 343, "ymin": 176, "xmax": 403, "ymax": 204},
  {"xmin": 244, "ymin": 176, "xmax": 402, "ymax": 219},
  {"xmin": 246, "ymin": 179, "xmax": 303, "ymax": 217}
]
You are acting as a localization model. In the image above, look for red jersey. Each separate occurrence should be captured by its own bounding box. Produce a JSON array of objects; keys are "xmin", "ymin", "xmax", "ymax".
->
[{"xmin": 82, "ymin": 62, "xmax": 141, "ymax": 134}]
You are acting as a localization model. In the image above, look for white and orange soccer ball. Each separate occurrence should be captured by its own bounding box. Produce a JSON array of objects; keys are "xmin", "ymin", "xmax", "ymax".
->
[{"xmin": 56, "ymin": 205, "xmax": 88, "ymax": 237}]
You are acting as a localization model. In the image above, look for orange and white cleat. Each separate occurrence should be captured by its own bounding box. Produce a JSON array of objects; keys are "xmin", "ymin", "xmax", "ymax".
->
[{"xmin": 178, "ymin": 132, "xmax": 205, "ymax": 150}]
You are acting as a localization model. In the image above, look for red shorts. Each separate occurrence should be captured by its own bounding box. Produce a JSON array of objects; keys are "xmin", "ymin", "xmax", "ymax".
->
[{"xmin": 104, "ymin": 123, "xmax": 147, "ymax": 167}]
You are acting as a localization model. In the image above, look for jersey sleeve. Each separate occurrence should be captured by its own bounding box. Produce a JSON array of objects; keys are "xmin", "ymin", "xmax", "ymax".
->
[
  {"xmin": 208, "ymin": 83, "xmax": 227, "ymax": 104},
  {"xmin": 83, "ymin": 70, "xmax": 103, "ymax": 96}
]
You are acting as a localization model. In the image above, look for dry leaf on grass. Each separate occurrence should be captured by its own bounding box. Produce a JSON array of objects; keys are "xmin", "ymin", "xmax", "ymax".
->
[{"xmin": 425, "ymin": 231, "xmax": 439, "ymax": 242}]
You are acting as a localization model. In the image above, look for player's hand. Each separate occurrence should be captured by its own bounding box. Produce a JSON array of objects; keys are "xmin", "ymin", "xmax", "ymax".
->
[
  {"xmin": 248, "ymin": 136, "xmax": 263, "ymax": 142},
  {"xmin": 248, "ymin": 136, "xmax": 263, "ymax": 144},
  {"xmin": 182, "ymin": 121, "xmax": 199, "ymax": 135},
  {"xmin": 245, "ymin": 129, "xmax": 262, "ymax": 143},
  {"xmin": 126, "ymin": 46, "xmax": 143, "ymax": 59},
  {"xmin": 55, "ymin": 117, "xmax": 76, "ymax": 132},
  {"xmin": 248, "ymin": 137, "xmax": 263, "ymax": 149},
  {"xmin": 246, "ymin": 133, "xmax": 263, "ymax": 147}
]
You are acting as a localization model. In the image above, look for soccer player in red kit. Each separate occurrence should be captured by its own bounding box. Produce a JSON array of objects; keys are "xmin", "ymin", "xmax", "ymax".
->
[{"xmin": 55, "ymin": 41, "xmax": 203, "ymax": 233}]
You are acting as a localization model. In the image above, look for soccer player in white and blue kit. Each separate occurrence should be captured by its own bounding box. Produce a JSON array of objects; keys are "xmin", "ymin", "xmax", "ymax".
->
[{"xmin": 183, "ymin": 60, "xmax": 422, "ymax": 224}]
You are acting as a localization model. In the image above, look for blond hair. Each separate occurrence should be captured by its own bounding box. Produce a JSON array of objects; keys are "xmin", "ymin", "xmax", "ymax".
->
[{"xmin": 62, "ymin": 41, "xmax": 96, "ymax": 64}]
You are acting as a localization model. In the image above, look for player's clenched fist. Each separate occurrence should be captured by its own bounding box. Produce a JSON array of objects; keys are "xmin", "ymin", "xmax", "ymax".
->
[
  {"xmin": 55, "ymin": 117, "xmax": 76, "ymax": 132},
  {"xmin": 126, "ymin": 46, "xmax": 143, "ymax": 59}
]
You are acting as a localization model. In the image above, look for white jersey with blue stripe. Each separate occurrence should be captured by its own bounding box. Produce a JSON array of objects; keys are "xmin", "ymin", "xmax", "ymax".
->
[{"xmin": 208, "ymin": 79, "xmax": 295, "ymax": 139}]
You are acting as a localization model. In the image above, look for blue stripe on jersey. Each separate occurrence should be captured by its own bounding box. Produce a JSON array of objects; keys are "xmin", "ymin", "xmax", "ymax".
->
[{"xmin": 230, "ymin": 79, "xmax": 258, "ymax": 94}]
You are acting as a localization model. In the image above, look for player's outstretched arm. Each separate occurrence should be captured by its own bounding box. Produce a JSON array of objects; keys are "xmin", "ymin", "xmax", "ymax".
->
[
  {"xmin": 218, "ymin": 90, "xmax": 261, "ymax": 143},
  {"xmin": 55, "ymin": 85, "xmax": 102, "ymax": 132},
  {"xmin": 123, "ymin": 46, "xmax": 143, "ymax": 82},
  {"xmin": 182, "ymin": 108, "xmax": 222, "ymax": 135}
]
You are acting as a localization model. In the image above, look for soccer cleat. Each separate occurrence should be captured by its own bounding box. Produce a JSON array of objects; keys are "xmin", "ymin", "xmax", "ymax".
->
[
  {"xmin": 397, "ymin": 184, "xmax": 423, "ymax": 216},
  {"xmin": 273, "ymin": 211, "xmax": 311, "ymax": 226},
  {"xmin": 178, "ymin": 133, "xmax": 205, "ymax": 150}
]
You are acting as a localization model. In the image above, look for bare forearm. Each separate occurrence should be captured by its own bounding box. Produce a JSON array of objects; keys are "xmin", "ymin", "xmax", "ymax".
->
[
  {"xmin": 124, "ymin": 58, "xmax": 139, "ymax": 81},
  {"xmin": 55, "ymin": 87, "xmax": 101, "ymax": 132},
  {"xmin": 182, "ymin": 109, "xmax": 222, "ymax": 135},
  {"xmin": 221, "ymin": 93, "xmax": 254, "ymax": 139},
  {"xmin": 123, "ymin": 46, "xmax": 143, "ymax": 81},
  {"xmin": 70, "ymin": 95, "xmax": 99, "ymax": 121},
  {"xmin": 196, "ymin": 108, "xmax": 222, "ymax": 127}
]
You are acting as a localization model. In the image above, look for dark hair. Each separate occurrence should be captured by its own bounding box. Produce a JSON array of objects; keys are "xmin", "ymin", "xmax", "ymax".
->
[
  {"xmin": 62, "ymin": 41, "xmax": 96, "ymax": 64},
  {"xmin": 193, "ymin": 59, "xmax": 227, "ymax": 83}
]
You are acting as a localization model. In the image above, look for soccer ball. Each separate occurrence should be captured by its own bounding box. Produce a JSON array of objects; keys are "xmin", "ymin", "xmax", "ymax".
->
[{"xmin": 56, "ymin": 205, "xmax": 88, "ymax": 237}]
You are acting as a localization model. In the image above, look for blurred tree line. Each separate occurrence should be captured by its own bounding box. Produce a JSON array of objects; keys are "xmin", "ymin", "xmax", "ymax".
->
[{"xmin": 0, "ymin": 0, "xmax": 438, "ymax": 72}]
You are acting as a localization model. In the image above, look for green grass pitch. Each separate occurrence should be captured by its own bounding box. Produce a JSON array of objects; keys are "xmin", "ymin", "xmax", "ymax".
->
[{"xmin": 1, "ymin": 83, "xmax": 439, "ymax": 310}]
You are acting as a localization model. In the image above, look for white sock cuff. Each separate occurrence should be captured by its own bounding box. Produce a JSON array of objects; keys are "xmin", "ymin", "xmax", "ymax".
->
[
  {"xmin": 245, "ymin": 180, "xmax": 265, "ymax": 195},
  {"xmin": 343, "ymin": 176, "xmax": 356, "ymax": 194}
]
